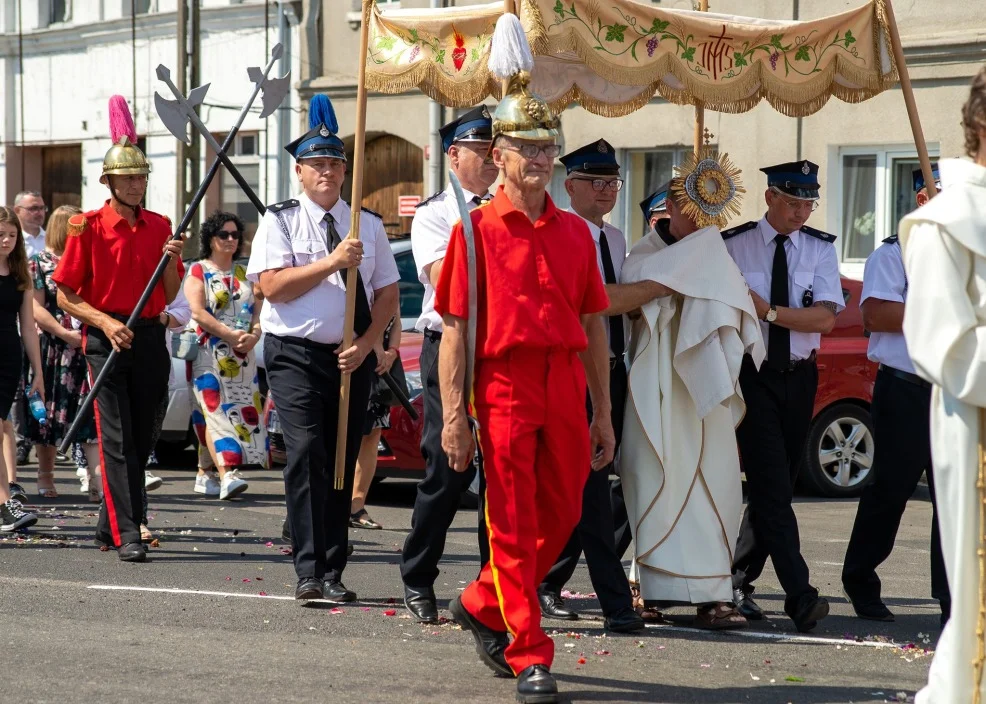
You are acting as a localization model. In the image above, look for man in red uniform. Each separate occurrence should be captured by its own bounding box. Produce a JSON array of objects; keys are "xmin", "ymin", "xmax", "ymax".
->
[
  {"xmin": 436, "ymin": 71, "xmax": 615, "ymax": 704},
  {"xmin": 54, "ymin": 96, "xmax": 183, "ymax": 562}
]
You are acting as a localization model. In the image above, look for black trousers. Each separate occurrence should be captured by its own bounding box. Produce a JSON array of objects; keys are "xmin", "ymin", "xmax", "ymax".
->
[
  {"xmin": 266, "ymin": 334, "xmax": 373, "ymax": 582},
  {"xmin": 541, "ymin": 363, "xmax": 633, "ymax": 616},
  {"xmin": 731, "ymin": 355, "xmax": 818, "ymax": 615},
  {"xmin": 842, "ymin": 367, "xmax": 949, "ymax": 612},
  {"xmin": 401, "ymin": 332, "xmax": 489, "ymax": 590},
  {"xmin": 85, "ymin": 323, "xmax": 169, "ymax": 547}
]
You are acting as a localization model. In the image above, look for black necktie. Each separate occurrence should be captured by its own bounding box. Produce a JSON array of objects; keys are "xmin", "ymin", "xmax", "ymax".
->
[
  {"xmin": 325, "ymin": 213, "xmax": 371, "ymax": 337},
  {"xmin": 598, "ymin": 231, "xmax": 625, "ymax": 358},
  {"xmin": 471, "ymin": 195, "xmax": 483, "ymax": 206},
  {"xmin": 768, "ymin": 234, "xmax": 791, "ymax": 367}
]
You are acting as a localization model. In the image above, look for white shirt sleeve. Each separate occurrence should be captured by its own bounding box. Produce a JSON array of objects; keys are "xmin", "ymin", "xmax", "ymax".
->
[
  {"xmin": 368, "ymin": 216, "xmax": 401, "ymax": 291},
  {"xmin": 812, "ymin": 242, "xmax": 846, "ymax": 313},
  {"xmin": 165, "ymin": 282, "xmax": 192, "ymax": 329},
  {"xmin": 861, "ymin": 244, "xmax": 906, "ymax": 305},
  {"xmin": 246, "ymin": 210, "xmax": 293, "ymax": 282},
  {"xmin": 410, "ymin": 202, "xmax": 450, "ymax": 279}
]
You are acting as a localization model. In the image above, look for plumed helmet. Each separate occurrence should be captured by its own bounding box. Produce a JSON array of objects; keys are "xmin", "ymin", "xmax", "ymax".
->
[{"xmin": 100, "ymin": 95, "xmax": 150, "ymax": 183}]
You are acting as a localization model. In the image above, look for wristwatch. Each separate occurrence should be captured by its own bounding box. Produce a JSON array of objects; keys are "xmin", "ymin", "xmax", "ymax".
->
[{"xmin": 765, "ymin": 305, "xmax": 778, "ymax": 323}]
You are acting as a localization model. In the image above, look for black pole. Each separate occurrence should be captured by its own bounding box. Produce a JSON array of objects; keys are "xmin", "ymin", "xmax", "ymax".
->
[
  {"xmin": 381, "ymin": 371, "xmax": 419, "ymax": 421},
  {"xmin": 59, "ymin": 126, "xmax": 264, "ymax": 454}
]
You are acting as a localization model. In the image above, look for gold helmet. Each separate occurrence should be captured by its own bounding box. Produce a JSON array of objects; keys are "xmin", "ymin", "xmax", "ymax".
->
[
  {"xmin": 492, "ymin": 71, "xmax": 560, "ymax": 142},
  {"xmin": 100, "ymin": 95, "xmax": 151, "ymax": 184}
]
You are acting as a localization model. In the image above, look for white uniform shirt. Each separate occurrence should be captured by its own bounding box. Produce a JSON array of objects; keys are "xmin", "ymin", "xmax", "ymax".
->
[
  {"xmin": 246, "ymin": 193, "xmax": 400, "ymax": 345},
  {"xmin": 570, "ymin": 209, "xmax": 627, "ymax": 356},
  {"xmin": 411, "ymin": 183, "xmax": 488, "ymax": 332},
  {"xmin": 24, "ymin": 228, "xmax": 46, "ymax": 258},
  {"xmin": 725, "ymin": 216, "xmax": 844, "ymax": 361},
  {"xmin": 860, "ymin": 239, "xmax": 914, "ymax": 373}
]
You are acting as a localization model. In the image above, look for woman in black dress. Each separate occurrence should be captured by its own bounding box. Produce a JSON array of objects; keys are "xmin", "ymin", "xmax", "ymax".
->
[{"xmin": 0, "ymin": 206, "xmax": 44, "ymax": 531}]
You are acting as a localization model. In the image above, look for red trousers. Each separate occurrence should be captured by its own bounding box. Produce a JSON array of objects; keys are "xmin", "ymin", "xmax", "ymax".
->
[{"xmin": 460, "ymin": 348, "xmax": 591, "ymax": 674}]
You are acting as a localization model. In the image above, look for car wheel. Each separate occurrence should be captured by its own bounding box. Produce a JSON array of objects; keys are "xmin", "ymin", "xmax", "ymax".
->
[{"xmin": 800, "ymin": 403, "xmax": 875, "ymax": 498}]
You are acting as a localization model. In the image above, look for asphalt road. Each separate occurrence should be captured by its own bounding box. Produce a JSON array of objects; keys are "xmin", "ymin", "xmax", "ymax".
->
[{"xmin": 1, "ymin": 456, "xmax": 939, "ymax": 704}]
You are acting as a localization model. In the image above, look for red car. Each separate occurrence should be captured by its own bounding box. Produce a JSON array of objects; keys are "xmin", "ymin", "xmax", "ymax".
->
[{"xmin": 267, "ymin": 275, "xmax": 877, "ymax": 498}]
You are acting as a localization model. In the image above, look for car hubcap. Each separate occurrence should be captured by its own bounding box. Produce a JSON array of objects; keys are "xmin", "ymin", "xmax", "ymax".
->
[{"xmin": 818, "ymin": 417, "xmax": 873, "ymax": 488}]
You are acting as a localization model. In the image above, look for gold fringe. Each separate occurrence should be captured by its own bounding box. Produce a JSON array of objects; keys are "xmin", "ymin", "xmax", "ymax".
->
[{"xmin": 66, "ymin": 214, "xmax": 87, "ymax": 238}]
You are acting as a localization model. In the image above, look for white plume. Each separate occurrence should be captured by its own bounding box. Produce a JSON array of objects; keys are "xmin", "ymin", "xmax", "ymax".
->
[{"xmin": 488, "ymin": 12, "xmax": 533, "ymax": 80}]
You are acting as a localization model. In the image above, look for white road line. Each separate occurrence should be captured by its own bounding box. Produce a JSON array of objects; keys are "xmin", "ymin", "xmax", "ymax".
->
[
  {"xmin": 644, "ymin": 623, "xmax": 902, "ymax": 649},
  {"xmin": 88, "ymin": 585, "xmax": 906, "ymax": 650}
]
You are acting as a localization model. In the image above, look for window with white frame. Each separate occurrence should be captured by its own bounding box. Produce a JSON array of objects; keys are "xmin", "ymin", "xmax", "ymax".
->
[
  {"xmin": 623, "ymin": 147, "xmax": 688, "ymax": 245},
  {"xmin": 39, "ymin": 0, "xmax": 70, "ymax": 27},
  {"xmin": 835, "ymin": 145, "xmax": 939, "ymax": 273},
  {"xmin": 220, "ymin": 132, "xmax": 261, "ymax": 243}
]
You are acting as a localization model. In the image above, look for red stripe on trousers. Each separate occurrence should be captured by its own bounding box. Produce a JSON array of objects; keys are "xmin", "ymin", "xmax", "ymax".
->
[{"xmin": 84, "ymin": 328, "xmax": 122, "ymax": 547}]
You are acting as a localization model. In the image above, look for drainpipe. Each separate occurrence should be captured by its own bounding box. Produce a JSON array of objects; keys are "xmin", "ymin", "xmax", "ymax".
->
[
  {"xmin": 276, "ymin": 1, "xmax": 295, "ymax": 201},
  {"xmin": 428, "ymin": 0, "xmax": 445, "ymax": 195}
]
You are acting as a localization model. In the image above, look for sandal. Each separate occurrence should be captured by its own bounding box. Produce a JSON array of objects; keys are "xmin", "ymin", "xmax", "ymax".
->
[
  {"xmin": 88, "ymin": 472, "xmax": 103, "ymax": 504},
  {"xmin": 349, "ymin": 508, "xmax": 382, "ymax": 530},
  {"xmin": 37, "ymin": 469, "xmax": 59, "ymax": 498},
  {"xmin": 693, "ymin": 602, "xmax": 748, "ymax": 631},
  {"xmin": 631, "ymin": 583, "xmax": 666, "ymax": 623},
  {"xmin": 140, "ymin": 524, "xmax": 154, "ymax": 543}
]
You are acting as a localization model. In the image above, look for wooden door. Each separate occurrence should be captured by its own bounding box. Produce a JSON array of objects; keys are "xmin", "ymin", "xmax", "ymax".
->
[
  {"xmin": 348, "ymin": 134, "xmax": 423, "ymax": 237},
  {"xmin": 42, "ymin": 145, "xmax": 83, "ymax": 210}
]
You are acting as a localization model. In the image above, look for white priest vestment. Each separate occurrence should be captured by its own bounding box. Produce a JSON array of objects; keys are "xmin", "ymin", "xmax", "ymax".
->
[
  {"xmin": 620, "ymin": 225, "xmax": 765, "ymax": 604},
  {"xmin": 900, "ymin": 158, "xmax": 986, "ymax": 704}
]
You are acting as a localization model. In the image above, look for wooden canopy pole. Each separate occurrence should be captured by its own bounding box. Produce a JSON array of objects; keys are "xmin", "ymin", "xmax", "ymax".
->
[
  {"xmin": 883, "ymin": 0, "xmax": 937, "ymax": 199},
  {"xmin": 693, "ymin": 0, "xmax": 709, "ymax": 156},
  {"xmin": 334, "ymin": 0, "xmax": 374, "ymax": 490}
]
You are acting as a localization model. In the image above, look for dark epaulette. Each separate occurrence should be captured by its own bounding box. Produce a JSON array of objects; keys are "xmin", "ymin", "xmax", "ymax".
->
[
  {"xmin": 802, "ymin": 225, "xmax": 836, "ymax": 243},
  {"xmin": 721, "ymin": 221, "xmax": 757, "ymax": 240},
  {"xmin": 415, "ymin": 191, "xmax": 445, "ymax": 209},
  {"xmin": 883, "ymin": 234, "xmax": 899, "ymax": 245},
  {"xmin": 361, "ymin": 206, "xmax": 383, "ymax": 219},
  {"xmin": 267, "ymin": 199, "xmax": 300, "ymax": 213}
]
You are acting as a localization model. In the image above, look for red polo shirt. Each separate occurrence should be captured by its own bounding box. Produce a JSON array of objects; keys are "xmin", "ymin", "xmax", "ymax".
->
[
  {"xmin": 53, "ymin": 201, "xmax": 182, "ymax": 319},
  {"xmin": 435, "ymin": 186, "xmax": 608, "ymax": 359}
]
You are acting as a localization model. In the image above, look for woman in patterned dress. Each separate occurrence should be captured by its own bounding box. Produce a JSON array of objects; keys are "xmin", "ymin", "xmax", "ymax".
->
[
  {"xmin": 185, "ymin": 211, "xmax": 267, "ymax": 500},
  {"xmin": 26, "ymin": 206, "xmax": 101, "ymax": 500}
]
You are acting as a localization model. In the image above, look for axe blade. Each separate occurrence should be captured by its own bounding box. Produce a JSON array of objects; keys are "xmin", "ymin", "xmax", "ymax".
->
[
  {"xmin": 257, "ymin": 73, "xmax": 290, "ymax": 119},
  {"xmin": 155, "ymin": 92, "xmax": 191, "ymax": 145}
]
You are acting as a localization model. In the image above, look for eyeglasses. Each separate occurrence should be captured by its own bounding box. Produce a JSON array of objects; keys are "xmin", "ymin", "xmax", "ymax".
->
[
  {"xmin": 216, "ymin": 230, "xmax": 243, "ymax": 240},
  {"xmin": 571, "ymin": 177, "xmax": 625, "ymax": 192},
  {"xmin": 18, "ymin": 205, "xmax": 47, "ymax": 214},
  {"xmin": 771, "ymin": 188, "xmax": 819, "ymax": 212},
  {"xmin": 501, "ymin": 144, "xmax": 562, "ymax": 160}
]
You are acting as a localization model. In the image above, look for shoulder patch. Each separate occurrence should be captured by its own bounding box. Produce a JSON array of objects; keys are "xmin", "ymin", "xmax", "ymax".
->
[
  {"xmin": 67, "ymin": 213, "xmax": 88, "ymax": 237},
  {"xmin": 415, "ymin": 191, "xmax": 445, "ymax": 209},
  {"xmin": 802, "ymin": 225, "xmax": 836, "ymax": 243},
  {"xmin": 721, "ymin": 221, "xmax": 757, "ymax": 240},
  {"xmin": 361, "ymin": 206, "xmax": 383, "ymax": 220},
  {"xmin": 267, "ymin": 199, "xmax": 300, "ymax": 213},
  {"xmin": 882, "ymin": 234, "xmax": 899, "ymax": 245}
]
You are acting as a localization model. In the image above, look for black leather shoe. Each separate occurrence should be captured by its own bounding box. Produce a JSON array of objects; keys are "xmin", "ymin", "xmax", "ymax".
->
[
  {"xmin": 791, "ymin": 595, "xmax": 829, "ymax": 633},
  {"xmin": 404, "ymin": 585, "xmax": 438, "ymax": 624},
  {"xmin": 449, "ymin": 595, "xmax": 512, "ymax": 677},
  {"xmin": 538, "ymin": 589, "xmax": 578, "ymax": 621},
  {"xmin": 733, "ymin": 587, "xmax": 765, "ymax": 620},
  {"xmin": 118, "ymin": 542, "xmax": 146, "ymax": 562},
  {"xmin": 844, "ymin": 591, "xmax": 894, "ymax": 622},
  {"xmin": 604, "ymin": 606, "xmax": 646, "ymax": 633},
  {"xmin": 516, "ymin": 664, "xmax": 558, "ymax": 704},
  {"xmin": 295, "ymin": 577, "xmax": 323, "ymax": 601},
  {"xmin": 324, "ymin": 580, "xmax": 357, "ymax": 603}
]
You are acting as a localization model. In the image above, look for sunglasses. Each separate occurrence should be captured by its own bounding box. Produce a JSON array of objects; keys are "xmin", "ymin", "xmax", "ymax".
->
[{"xmin": 216, "ymin": 230, "xmax": 243, "ymax": 240}]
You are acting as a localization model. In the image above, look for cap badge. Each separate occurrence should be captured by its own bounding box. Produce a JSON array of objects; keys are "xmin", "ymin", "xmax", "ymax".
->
[
  {"xmin": 319, "ymin": 126, "xmax": 330, "ymax": 137},
  {"xmin": 597, "ymin": 142, "xmax": 607, "ymax": 153},
  {"xmin": 801, "ymin": 161, "xmax": 810, "ymax": 175},
  {"xmin": 481, "ymin": 106, "xmax": 490, "ymax": 119}
]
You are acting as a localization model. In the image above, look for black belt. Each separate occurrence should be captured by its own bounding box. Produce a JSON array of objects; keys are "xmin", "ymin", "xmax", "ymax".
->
[
  {"xmin": 879, "ymin": 364, "xmax": 931, "ymax": 389},
  {"xmin": 267, "ymin": 332, "xmax": 338, "ymax": 352},
  {"xmin": 107, "ymin": 313, "xmax": 163, "ymax": 328},
  {"xmin": 423, "ymin": 329, "xmax": 442, "ymax": 342},
  {"xmin": 766, "ymin": 349, "xmax": 817, "ymax": 373}
]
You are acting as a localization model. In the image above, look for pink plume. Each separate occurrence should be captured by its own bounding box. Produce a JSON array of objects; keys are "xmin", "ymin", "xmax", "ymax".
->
[{"xmin": 108, "ymin": 95, "xmax": 138, "ymax": 144}]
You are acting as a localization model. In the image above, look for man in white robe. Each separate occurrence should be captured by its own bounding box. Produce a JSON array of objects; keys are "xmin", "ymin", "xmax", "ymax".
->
[
  {"xmin": 900, "ymin": 69, "xmax": 986, "ymax": 702},
  {"xmin": 621, "ymin": 152, "xmax": 765, "ymax": 628}
]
